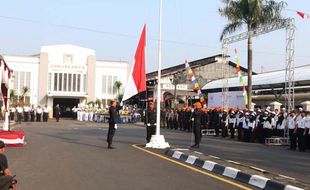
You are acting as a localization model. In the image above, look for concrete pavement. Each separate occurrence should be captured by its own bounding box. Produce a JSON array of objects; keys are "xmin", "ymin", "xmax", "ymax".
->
[{"xmin": 6, "ymin": 120, "xmax": 251, "ymax": 190}]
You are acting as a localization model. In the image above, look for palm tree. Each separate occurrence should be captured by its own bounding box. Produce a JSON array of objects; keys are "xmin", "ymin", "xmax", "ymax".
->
[
  {"xmin": 114, "ymin": 81, "xmax": 122, "ymax": 100},
  {"xmin": 9, "ymin": 90, "xmax": 16, "ymax": 104},
  {"xmin": 20, "ymin": 86, "xmax": 30, "ymax": 104},
  {"xmin": 219, "ymin": 0, "xmax": 286, "ymax": 109}
]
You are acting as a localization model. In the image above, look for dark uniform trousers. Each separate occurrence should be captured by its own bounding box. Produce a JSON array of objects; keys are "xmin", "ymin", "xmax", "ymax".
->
[
  {"xmin": 107, "ymin": 122, "xmax": 116, "ymax": 145},
  {"xmin": 229, "ymin": 123, "xmax": 235, "ymax": 138},
  {"xmin": 289, "ymin": 129, "xmax": 296, "ymax": 150},
  {"xmin": 107, "ymin": 106, "xmax": 117, "ymax": 147},
  {"xmin": 146, "ymin": 125, "xmax": 156, "ymax": 143},
  {"xmin": 146, "ymin": 108, "xmax": 156, "ymax": 143},
  {"xmin": 297, "ymin": 128, "xmax": 306, "ymax": 152}
]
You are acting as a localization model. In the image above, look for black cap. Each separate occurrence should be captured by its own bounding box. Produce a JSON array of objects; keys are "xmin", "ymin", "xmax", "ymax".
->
[{"xmin": 0, "ymin": 141, "xmax": 5, "ymax": 148}]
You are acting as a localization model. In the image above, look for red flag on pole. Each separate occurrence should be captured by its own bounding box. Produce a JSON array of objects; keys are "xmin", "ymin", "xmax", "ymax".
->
[
  {"xmin": 297, "ymin": 11, "xmax": 305, "ymax": 19},
  {"xmin": 122, "ymin": 25, "xmax": 146, "ymax": 102}
]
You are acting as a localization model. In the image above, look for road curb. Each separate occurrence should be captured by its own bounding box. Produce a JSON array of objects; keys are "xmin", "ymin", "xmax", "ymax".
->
[{"xmin": 165, "ymin": 149, "xmax": 304, "ymax": 190}]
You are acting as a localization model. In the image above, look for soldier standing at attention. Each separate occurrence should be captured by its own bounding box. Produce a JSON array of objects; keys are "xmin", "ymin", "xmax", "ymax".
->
[
  {"xmin": 107, "ymin": 100, "xmax": 118, "ymax": 149},
  {"xmin": 191, "ymin": 102, "xmax": 203, "ymax": 148},
  {"xmin": 145, "ymin": 102, "xmax": 156, "ymax": 143}
]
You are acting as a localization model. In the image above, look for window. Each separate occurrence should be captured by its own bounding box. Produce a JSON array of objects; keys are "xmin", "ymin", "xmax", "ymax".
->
[
  {"xmin": 68, "ymin": 74, "xmax": 72, "ymax": 91},
  {"xmin": 63, "ymin": 73, "xmax": 67, "ymax": 91},
  {"xmin": 107, "ymin": 75, "xmax": 112, "ymax": 94},
  {"xmin": 13, "ymin": 72, "xmax": 19, "ymax": 92},
  {"xmin": 113, "ymin": 76, "xmax": 118, "ymax": 94},
  {"xmin": 54, "ymin": 73, "xmax": 58, "ymax": 91},
  {"xmin": 102, "ymin": 75, "xmax": 107, "ymax": 94},
  {"xmin": 73, "ymin": 74, "xmax": 76, "ymax": 91},
  {"xmin": 19, "ymin": 72, "xmax": 25, "ymax": 93},
  {"xmin": 58, "ymin": 73, "xmax": 62, "ymax": 91},
  {"xmin": 83, "ymin": 74, "xmax": 87, "ymax": 92},
  {"xmin": 77, "ymin": 74, "xmax": 81, "ymax": 92},
  {"xmin": 63, "ymin": 54, "xmax": 73, "ymax": 64},
  {"xmin": 26, "ymin": 72, "xmax": 31, "ymax": 93}
]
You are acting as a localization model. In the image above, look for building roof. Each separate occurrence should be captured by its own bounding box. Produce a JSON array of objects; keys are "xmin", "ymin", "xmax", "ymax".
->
[
  {"xmin": 146, "ymin": 54, "xmax": 252, "ymax": 80},
  {"xmin": 202, "ymin": 64, "xmax": 310, "ymax": 91}
]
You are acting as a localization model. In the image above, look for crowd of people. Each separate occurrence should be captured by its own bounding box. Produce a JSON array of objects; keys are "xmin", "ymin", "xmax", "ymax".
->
[
  {"xmin": 9, "ymin": 104, "xmax": 51, "ymax": 123},
  {"xmin": 159, "ymin": 105, "xmax": 310, "ymax": 152}
]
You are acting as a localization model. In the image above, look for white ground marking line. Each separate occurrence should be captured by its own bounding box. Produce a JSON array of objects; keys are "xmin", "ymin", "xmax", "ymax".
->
[
  {"xmin": 209, "ymin": 155, "xmax": 220, "ymax": 159},
  {"xmin": 278, "ymin": 174, "xmax": 296, "ymax": 180},
  {"xmin": 173, "ymin": 148, "xmax": 189, "ymax": 151},
  {"xmin": 249, "ymin": 166, "xmax": 266, "ymax": 173},
  {"xmin": 194, "ymin": 151, "xmax": 203, "ymax": 155},
  {"xmin": 226, "ymin": 160, "xmax": 241, "ymax": 165}
]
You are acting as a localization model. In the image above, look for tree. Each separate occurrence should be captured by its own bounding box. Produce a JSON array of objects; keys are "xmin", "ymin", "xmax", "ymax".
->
[
  {"xmin": 114, "ymin": 81, "xmax": 122, "ymax": 100},
  {"xmin": 20, "ymin": 86, "xmax": 30, "ymax": 104},
  {"xmin": 9, "ymin": 90, "xmax": 16, "ymax": 104},
  {"xmin": 219, "ymin": 0, "xmax": 286, "ymax": 109}
]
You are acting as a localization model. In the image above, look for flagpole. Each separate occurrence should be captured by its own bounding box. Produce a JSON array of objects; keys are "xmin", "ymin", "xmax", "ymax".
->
[
  {"xmin": 156, "ymin": 0, "xmax": 163, "ymax": 136},
  {"xmin": 145, "ymin": 0, "xmax": 169, "ymax": 149}
]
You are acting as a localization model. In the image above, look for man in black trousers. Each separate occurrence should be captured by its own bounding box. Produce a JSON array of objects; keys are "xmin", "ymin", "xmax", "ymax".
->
[
  {"xmin": 145, "ymin": 102, "xmax": 156, "ymax": 143},
  {"xmin": 107, "ymin": 100, "xmax": 117, "ymax": 149},
  {"xmin": 191, "ymin": 102, "xmax": 203, "ymax": 148}
]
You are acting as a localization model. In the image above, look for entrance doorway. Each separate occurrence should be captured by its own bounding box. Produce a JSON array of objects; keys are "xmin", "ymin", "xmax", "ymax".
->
[{"xmin": 53, "ymin": 98, "xmax": 79, "ymax": 117}]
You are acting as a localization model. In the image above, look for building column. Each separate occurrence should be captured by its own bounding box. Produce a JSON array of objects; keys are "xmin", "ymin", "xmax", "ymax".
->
[
  {"xmin": 38, "ymin": 53, "xmax": 49, "ymax": 105},
  {"xmin": 87, "ymin": 55, "xmax": 96, "ymax": 102}
]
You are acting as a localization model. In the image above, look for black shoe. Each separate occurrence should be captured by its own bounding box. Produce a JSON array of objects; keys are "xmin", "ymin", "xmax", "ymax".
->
[{"xmin": 108, "ymin": 146, "xmax": 115, "ymax": 149}]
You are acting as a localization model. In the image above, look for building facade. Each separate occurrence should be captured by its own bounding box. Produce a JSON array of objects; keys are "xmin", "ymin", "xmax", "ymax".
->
[
  {"xmin": 146, "ymin": 54, "xmax": 251, "ymax": 107},
  {"xmin": 4, "ymin": 44, "xmax": 130, "ymax": 113}
]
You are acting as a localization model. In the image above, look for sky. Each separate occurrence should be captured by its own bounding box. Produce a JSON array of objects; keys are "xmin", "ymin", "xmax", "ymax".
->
[{"xmin": 0, "ymin": 0, "xmax": 309, "ymax": 73}]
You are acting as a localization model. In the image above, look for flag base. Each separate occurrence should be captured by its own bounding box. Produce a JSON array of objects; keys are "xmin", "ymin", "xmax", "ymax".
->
[{"xmin": 145, "ymin": 135, "xmax": 170, "ymax": 149}]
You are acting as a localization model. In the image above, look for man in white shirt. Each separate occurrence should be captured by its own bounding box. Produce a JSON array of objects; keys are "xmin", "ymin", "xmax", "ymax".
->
[
  {"xmin": 23, "ymin": 105, "xmax": 30, "ymax": 122},
  {"xmin": 36, "ymin": 105, "xmax": 43, "ymax": 122},
  {"xmin": 9, "ymin": 107, "xmax": 15, "ymax": 121},
  {"xmin": 295, "ymin": 111, "xmax": 306, "ymax": 152},
  {"xmin": 43, "ymin": 105, "xmax": 49, "ymax": 122},
  {"xmin": 16, "ymin": 105, "xmax": 23, "ymax": 124}
]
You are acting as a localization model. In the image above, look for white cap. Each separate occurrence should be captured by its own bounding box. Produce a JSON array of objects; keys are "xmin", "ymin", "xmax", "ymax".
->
[
  {"xmin": 224, "ymin": 110, "xmax": 227, "ymax": 112},
  {"xmin": 249, "ymin": 109, "xmax": 254, "ymax": 112},
  {"xmin": 299, "ymin": 107, "xmax": 303, "ymax": 111},
  {"xmin": 245, "ymin": 112, "xmax": 250, "ymax": 116}
]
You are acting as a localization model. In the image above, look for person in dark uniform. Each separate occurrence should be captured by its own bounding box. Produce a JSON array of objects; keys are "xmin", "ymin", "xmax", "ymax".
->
[
  {"xmin": 145, "ymin": 102, "xmax": 156, "ymax": 143},
  {"xmin": 0, "ymin": 141, "xmax": 14, "ymax": 190},
  {"xmin": 107, "ymin": 100, "xmax": 117, "ymax": 149},
  {"xmin": 191, "ymin": 102, "xmax": 203, "ymax": 148},
  {"xmin": 228, "ymin": 110, "xmax": 237, "ymax": 139},
  {"xmin": 30, "ymin": 105, "xmax": 35, "ymax": 122},
  {"xmin": 221, "ymin": 110, "xmax": 228, "ymax": 137},
  {"xmin": 55, "ymin": 104, "xmax": 60, "ymax": 122}
]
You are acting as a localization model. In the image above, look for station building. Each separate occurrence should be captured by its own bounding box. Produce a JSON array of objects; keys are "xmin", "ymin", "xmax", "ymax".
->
[{"xmin": 4, "ymin": 44, "xmax": 130, "ymax": 112}]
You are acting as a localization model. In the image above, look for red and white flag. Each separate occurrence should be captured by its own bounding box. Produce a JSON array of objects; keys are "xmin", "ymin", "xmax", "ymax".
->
[
  {"xmin": 296, "ymin": 11, "xmax": 310, "ymax": 20},
  {"xmin": 122, "ymin": 25, "xmax": 146, "ymax": 102}
]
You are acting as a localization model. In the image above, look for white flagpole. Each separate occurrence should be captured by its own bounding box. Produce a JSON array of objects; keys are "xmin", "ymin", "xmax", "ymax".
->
[
  {"xmin": 156, "ymin": 0, "xmax": 163, "ymax": 136},
  {"xmin": 145, "ymin": 0, "xmax": 169, "ymax": 149}
]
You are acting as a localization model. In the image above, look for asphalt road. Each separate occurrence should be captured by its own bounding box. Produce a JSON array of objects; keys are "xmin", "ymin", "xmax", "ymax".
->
[
  {"xmin": 6, "ymin": 120, "xmax": 250, "ymax": 190},
  {"xmin": 158, "ymin": 126, "xmax": 310, "ymax": 183}
]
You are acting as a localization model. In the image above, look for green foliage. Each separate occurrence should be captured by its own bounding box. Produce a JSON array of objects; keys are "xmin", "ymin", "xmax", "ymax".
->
[{"xmin": 219, "ymin": 0, "xmax": 286, "ymax": 40}]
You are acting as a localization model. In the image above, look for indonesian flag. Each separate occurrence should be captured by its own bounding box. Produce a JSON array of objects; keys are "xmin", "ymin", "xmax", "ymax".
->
[
  {"xmin": 296, "ymin": 11, "xmax": 310, "ymax": 19},
  {"xmin": 122, "ymin": 24, "xmax": 146, "ymax": 102}
]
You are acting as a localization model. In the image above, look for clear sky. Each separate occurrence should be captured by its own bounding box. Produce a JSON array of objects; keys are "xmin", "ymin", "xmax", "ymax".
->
[{"xmin": 0, "ymin": 0, "xmax": 309, "ymax": 73}]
